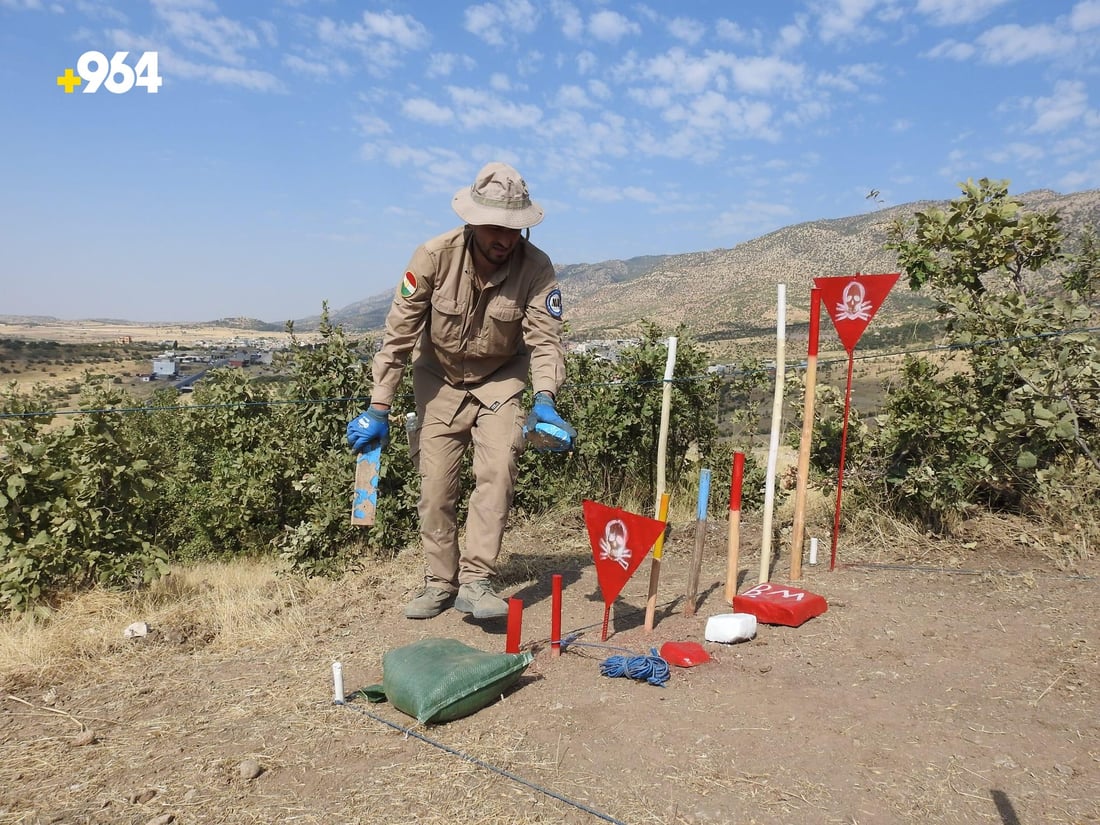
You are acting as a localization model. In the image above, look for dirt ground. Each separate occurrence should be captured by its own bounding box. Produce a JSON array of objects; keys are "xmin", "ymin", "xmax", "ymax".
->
[{"xmin": 1, "ymin": 509, "xmax": 1097, "ymax": 825}]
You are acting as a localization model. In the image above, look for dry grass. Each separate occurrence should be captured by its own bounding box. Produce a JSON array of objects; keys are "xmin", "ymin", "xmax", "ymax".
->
[{"xmin": 0, "ymin": 562, "xmax": 331, "ymax": 684}]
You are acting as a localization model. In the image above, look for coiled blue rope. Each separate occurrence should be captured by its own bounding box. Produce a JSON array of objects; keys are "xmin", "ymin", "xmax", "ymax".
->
[
  {"xmin": 599, "ymin": 647, "xmax": 670, "ymax": 687},
  {"xmin": 558, "ymin": 633, "xmax": 671, "ymax": 688}
]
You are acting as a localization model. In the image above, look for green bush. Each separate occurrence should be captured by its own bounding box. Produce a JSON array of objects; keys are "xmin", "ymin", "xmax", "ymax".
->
[{"xmin": 882, "ymin": 177, "xmax": 1100, "ymax": 533}]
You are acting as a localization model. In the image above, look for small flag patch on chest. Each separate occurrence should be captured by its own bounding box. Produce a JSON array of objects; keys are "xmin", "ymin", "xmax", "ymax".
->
[{"xmin": 400, "ymin": 271, "xmax": 418, "ymax": 298}]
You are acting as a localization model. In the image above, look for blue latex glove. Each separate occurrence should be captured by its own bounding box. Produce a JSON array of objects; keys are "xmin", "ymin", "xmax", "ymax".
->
[
  {"xmin": 346, "ymin": 407, "xmax": 390, "ymax": 453},
  {"xmin": 524, "ymin": 392, "xmax": 577, "ymax": 452}
]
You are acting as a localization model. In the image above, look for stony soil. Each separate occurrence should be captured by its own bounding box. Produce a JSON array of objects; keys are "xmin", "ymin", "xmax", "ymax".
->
[{"xmin": 2, "ymin": 511, "xmax": 1096, "ymax": 825}]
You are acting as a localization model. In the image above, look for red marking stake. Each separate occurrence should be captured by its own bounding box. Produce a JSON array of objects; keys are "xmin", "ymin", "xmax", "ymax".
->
[{"xmin": 506, "ymin": 597, "xmax": 523, "ymax": 654}]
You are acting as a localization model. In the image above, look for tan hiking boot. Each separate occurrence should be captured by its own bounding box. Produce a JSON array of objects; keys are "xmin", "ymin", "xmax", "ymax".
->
[
  {"xmin": 404, "ymin": 586, "xmax": 454, "ymax": 619},
  {"xmin": 454, "ymin": 580, "xmax": 509, "ymax": 620}
]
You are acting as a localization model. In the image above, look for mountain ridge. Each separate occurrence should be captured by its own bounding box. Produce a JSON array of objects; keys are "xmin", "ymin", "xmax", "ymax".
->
[
  {"xmin": 322, "ymin": 187, "xmax": 1100, "ymax": 342},
  {"xmin": 6, "ymin": 188, "xmax": 1097, "ymax": 341}
]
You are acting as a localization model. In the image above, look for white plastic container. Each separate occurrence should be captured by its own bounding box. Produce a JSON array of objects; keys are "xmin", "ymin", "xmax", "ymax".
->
[{"xmin": 704, "ymin": 612, "xmax": 758, "ymax": 644}]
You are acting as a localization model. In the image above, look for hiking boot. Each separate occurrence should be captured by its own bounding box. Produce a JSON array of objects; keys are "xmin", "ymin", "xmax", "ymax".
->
[
  {"xmin": 455, "ymin": 580, "xmax": 509, "ymax": 620},
  {"xmin": 403, "ymin": 586, "xmax": 454, "ymax": 619}
]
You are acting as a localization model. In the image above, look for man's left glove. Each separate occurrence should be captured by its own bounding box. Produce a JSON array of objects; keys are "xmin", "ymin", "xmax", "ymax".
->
[
  {"xmin": 346, "ymin": 407, "xmax": 390, "ymax": 453},
  {"xmin": 524, "ymin": 392, "xmax": 577, "ymax": 452}
]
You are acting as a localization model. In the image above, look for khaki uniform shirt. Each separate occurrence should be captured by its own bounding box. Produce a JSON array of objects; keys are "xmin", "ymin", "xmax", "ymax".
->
[{"xmin": 371, "ymin": 226, "xmax": 566, "ymax": 423}]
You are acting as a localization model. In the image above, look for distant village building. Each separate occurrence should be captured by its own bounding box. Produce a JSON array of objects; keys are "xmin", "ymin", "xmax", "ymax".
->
[{"xmin": 152, "ymin": 357, "xmax": 177, "ymax": 378}]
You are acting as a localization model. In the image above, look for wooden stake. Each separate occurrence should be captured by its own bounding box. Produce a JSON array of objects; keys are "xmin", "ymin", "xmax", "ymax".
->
[
  {"xmin": 724, "ymin": 451, "xmax": 745, "ymax": 603},
  {"xmin": 684, "ymin": 468, "xmax": 711, "ymax": 618},
  {"xmin": 790, "ymin": 288, "xmax": 821, "ymax": 580},
  {"xmin": 644, "ymin": 336, "xmax": 677, "ymax": 633},
  {"xmin": 643, "ymin": 492, "xmax": 671, "ymax": 633},
  {"xmin": 758, "ymin": 284, "xmax": 786, "ymax": 584}
]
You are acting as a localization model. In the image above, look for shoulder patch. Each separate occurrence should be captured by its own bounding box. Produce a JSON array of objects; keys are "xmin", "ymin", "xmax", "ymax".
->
[
  {"xmin": 400, "ymin": 271, "xmax": 418, "ymax": 299},
  {"xmin": 545, "ymin": 288, "xmax": 563, "ymax": 319}
]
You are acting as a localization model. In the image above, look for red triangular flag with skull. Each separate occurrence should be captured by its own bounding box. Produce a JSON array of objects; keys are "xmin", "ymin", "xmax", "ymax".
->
[
  {"xmin": 583, "ymin": 500, "xmax": 667, "ymax": 608},
  {"xmin": 814, "ymin": 273, "xmax": 899, "ymax": 354}
]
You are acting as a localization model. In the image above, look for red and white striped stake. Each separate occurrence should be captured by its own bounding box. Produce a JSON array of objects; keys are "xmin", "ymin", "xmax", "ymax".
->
[
  {"xmin": 724, "ymin": 451, "xmax": 745, "ymax": 603},
  {"xmin": 790, "ymin": 287, "xmax": 821, "ymax": 580},
  {"xmin": 759, "ymin": 283, "xmax": 787, "ymax": 584},
  {"xmin": 551, "ymin": 574, "xmax": 563, "ymax": 657},
  {"xmin": 506, "ymin": 597, "xmax": 523, "ymax": 654}
]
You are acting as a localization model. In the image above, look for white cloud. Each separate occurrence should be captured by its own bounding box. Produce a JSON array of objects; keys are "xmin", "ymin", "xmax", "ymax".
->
[
  {"xmin": 425, "ymin": 52, "xmax": 475, "ymax": 78},
  {"xmin": 382, "ymin": 146, "xmax": 468, "ymax": 189},
  {"xmin": 715, "ymin": 18, "xmax": 762, "ymax": 48},
  {"xmin": 283, "ymin": 54, "xmax": 330, "ymax": 79},
  {"xmin": 816, "ymin": 62, "xmax": 883, "ymax": 92},
  {"xmin": 641, "ymin": 48, "xmax": 727, "ymax": 95},
  {"xmin": 554, "ymin": 84, "xmax": 593, "ymax": 108},
  {"xmin": 544, "ymin": 110, "xmax": 629, "ymax": 159},
  {"xmin": 924, "ymin": 39, "xmax": 977, "ymax": 60},
  {"xmin": 360, "ymin": 9, "xmax": 429, "ymax": 48},
  {"xmin": 403, "ymin": 97, "xmax": 454, "ymax": 125},
  {"xmin": 588, "ymin": 10, "xmax": 641, "ymax": 44},
  {"xmin": 664, "ymin": 91, "xmax": 777, "ymax": 140},
  {"xmin": 731, "ymin": 56, "xmax": 805, "ymax": 95},
  {"xmin": 317, "ymin": 11, "xmax": 429, "ymax": 74},
  {"xmin": 171, "ymin": 58, "xmax": 282, "ymax": 91},
  {"xmin": 355, "ymin": 114, "xmax": 391, "ymax": 137},
  {"xmin": 588, "ymin": 78, "xmax": 611, "ymax": 99},
  {"xmin": 550, "ymin": 0, "xmax": 584, "ymax": 40},
  {"xmin": 107, "ymin": 29, "xmax": 283, "ymax": 91},
  {"xmin": 711, "ymin": 200, "xmax": 795, "ymax": 242},
  {"xmin": 150, "ymin": 0, "xmax": 262, "ymax": 65},
  {"xmin": 776, "ymin": 21, "xmax": 807, "ymax": 52},
  {"xmin": 988, "ymin": 142, "xmax": 1045, "ymax": 163},
  {"xmin": 1028, "ymin": 80, "xmax": 1090, "ymax": 133},
  {"xmin": 1058, "ymin": 164, "xmax": 1100, "ymax": 190},
  {"xmin": 1070, "ymin": 0, "xmax": 1100, "ymax": 31},
  {"xmin": 668, "ymin": 17, "xmax": 706, "ymax": 45},
  {"xmin": 446, "ymin": 86, "xmax": 543, "ymax": 129},
  {"xmin": 915, "ymin": 0, "xmax": 1010, "ymax": 25},
  {"xmin": 814, "ymin": 0, "xmax": 884, "ymax": 44},
  {"xmin": 975, "ymin": 24, "xmax": 1076, "ymax": 64},
  {"xmin": 465, "ymin": 0, "xmax": 539, "ymax": 46},
  {"xmin": 578, "ymin": 185, "xmax": 657, "ymax": 203},
  {"xmin": 75, "ymin": 1, "xmax": 127, "ymax": 23},
  {"xmin": 576, "ymin": 50, "xmax": 598, "ymax": 74}
]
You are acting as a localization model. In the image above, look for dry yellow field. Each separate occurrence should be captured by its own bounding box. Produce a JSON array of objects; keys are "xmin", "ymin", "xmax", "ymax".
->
[{"xmin": 0, "ymin": 320, "xmax": 298, "ymax": 347}]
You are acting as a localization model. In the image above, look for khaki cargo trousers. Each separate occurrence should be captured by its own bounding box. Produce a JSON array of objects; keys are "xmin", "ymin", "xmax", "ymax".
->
[{"xmin": 409, "ymin": 390, "xmax": 526, "ymax": 592}]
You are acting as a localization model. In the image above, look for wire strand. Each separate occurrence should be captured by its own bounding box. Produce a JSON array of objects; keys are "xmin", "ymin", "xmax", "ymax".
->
[{"xmin": 340, "ymin": 700, "xmax": 630, "ymax": 825}]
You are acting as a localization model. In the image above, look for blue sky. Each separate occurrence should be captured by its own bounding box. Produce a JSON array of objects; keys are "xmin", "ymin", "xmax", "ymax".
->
[{"xmin": 2, "ymin": 0, "xmax": 1098, "ymax": 323}]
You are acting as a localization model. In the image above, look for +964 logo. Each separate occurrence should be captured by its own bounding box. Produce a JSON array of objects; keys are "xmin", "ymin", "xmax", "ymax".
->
[{"xmin": 57, "ymin": 51, "xmax": 162, "ymax": 94}]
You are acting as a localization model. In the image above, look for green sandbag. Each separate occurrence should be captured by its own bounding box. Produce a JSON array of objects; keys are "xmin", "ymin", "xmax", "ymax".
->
[{"xmin": 359, "ymin": 638, "xmax": 534, "ymax": 724}]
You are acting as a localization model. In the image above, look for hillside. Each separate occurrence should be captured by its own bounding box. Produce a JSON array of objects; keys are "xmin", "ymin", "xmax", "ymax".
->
[
  {"xmin": 322, "ymin": 188, "xmax": 1100, "ymax": 345},
  {"xmin": 6, "ymin": 189, "xmax": 1097, "ymax": 345}
]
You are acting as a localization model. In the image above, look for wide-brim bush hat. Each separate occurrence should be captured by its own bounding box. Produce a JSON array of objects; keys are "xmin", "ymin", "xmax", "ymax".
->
[{"xmin": 452, "ymin": 162, "xmax": 544, "ymax": 229}]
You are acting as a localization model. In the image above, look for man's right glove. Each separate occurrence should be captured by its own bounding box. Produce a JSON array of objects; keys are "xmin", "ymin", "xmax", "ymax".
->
[
  {"xmin": 524, "ymin": 392, "xmax": 577, "ymax": 452},
  {"xmin": 346, "ymin": 407, "xmax": 390, "ymax": 453}
]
